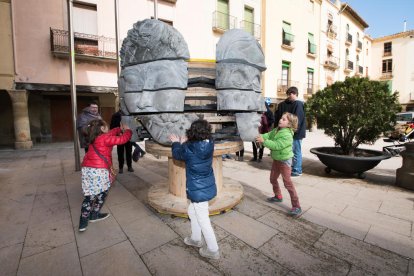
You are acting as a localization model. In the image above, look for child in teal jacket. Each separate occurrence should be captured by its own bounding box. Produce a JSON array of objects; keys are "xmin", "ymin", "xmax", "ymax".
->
[{"xmin": 256, "ymin": 112, "xmax": 302, "ymax": 216}]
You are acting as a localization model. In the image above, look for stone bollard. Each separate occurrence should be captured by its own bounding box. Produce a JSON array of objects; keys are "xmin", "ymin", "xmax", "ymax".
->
[{"xmin": 396, "ymin": 142, "xmax": 414, "ymax": 191}]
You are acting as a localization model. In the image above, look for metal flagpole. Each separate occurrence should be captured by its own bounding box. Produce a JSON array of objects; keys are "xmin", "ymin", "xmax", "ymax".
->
[
  {"xmin": 154, "ymin": 0, "xmax": 158, "ymax": 20},
  {"xmin": 67, "ymin": 0, "xmax": 81, "ymax": 171}
]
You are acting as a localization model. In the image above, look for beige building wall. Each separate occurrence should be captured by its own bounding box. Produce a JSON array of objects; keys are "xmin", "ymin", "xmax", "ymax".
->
[
  {"xmin": 0, "ymin": 0, "xmax": 14, "ymax": 90},
  {"xmin": 371, "ymin": 31, "xmax": 414, "ymax": 110},
  {"xmin": 263, "ymin": 0, "xmax": 322, "ymax": 101}
]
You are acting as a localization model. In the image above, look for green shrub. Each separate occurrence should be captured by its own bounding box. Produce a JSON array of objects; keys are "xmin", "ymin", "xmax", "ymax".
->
[{"xmin": 306, "ymin": 77, "xmax": 401, "ymax": 155}]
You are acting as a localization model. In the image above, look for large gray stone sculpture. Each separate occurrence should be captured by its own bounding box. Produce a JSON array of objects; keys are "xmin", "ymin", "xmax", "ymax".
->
[
  {"xmin": 119, "ymin": 19, "xmax": 196, "ymax": 145},
  {"xmin": 216, "ymin": 29, "xmax": 267, "ymax": 141}
]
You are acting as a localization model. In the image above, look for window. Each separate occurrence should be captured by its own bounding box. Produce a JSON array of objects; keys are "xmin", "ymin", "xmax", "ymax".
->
[
  {"xmin": 217, "ymin": 0, "xmax": 229, "ymax": 30},
  {"xmin": 307, "ymin": 68, "xmax": 314, "ymax": 94},
  {"xmin": 281, "ymin": 61, "xmax": 290, "ymax": 87},
  {"xmin": 384, "ymin": 42, "xmax": 392, "ymax": 56},
  {"xmin": 308, "ymin": 33, "xmax": 316, "ymax": 54},
  {"xmin": 345, "ymin": 48, "xmax": 349, "ymax": 61},
  {"xmin": 382, "ymin": 59, "xmax": 392, "ymax": 73},
  {"xmin": 73, "ymin": 2, "xmax": 97, "ymax": 35},
  {"xmin": 282, "ymin": 21, "xmax": 294, "ymax": 46},
  {"xmin": 244, "ymin": 6, "xmax": 254, "ymax": 35},
  {"xmin": 356, "ymin": 55, "xmax": 359, "ymax": 67}
]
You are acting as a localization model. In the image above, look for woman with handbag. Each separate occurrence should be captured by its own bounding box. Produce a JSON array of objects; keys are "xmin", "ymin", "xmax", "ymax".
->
[{"xmin": 79, "ymin": 119, "xmax": 132, "ymax": 232}]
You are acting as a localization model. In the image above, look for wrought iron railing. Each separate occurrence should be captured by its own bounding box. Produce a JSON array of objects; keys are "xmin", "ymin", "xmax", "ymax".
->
[
  {"xmin": 357, "ymin": 40, "xmax": 362, "ymax": 50},
  {"xmin": 324, "ymin": 55, "xmax": 339, "ymax": 68},
  {"xmin": 50, "ymin": 28, "xmax": 116, "ymax": 59},
  {"xmin": 277, "ymin": 79, "xmax": 300, "ymax": 95},
  {"xmin": 240, "ymin": 20, "xmax": 261, "ymax": 40},
  {"xmin": 346, "ymin": 33, "xmax": 353, "ymax": 44},
  {"xmin": 383, "ymin": 50, "xmax": 392, "ymax": 57},
  {"xmin": 212, "ymin": 11, "xmax": 237, "ymax": 31},
  {"xmin": 380, "ymin": 72, "xmax": 393, "ymax": 79}
]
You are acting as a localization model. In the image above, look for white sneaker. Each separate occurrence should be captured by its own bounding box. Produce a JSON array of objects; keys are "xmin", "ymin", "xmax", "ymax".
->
[
  {"xmin": 199, "ymin": 247, "xmax": 220, "ymax": 260},
  {"xmin": 184, "ymin": 237, "xmax": 203, "ymax": 248}
]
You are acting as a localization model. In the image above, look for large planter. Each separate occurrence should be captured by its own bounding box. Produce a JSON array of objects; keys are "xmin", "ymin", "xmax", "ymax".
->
[{"xmin": 310, "ymin": 147, "xmax": 391, "ymax": 179}]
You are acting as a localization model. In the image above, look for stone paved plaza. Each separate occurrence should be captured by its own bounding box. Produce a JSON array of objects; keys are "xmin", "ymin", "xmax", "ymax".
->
[{"xmin": 0, "ymin": 130, "xmax": 413, "ymax": 276}]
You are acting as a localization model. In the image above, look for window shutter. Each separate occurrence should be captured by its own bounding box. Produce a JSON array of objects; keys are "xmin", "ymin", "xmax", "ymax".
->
[{"xmin": 73, "ymin": 4, "xmax": 97, "ymax": 35}]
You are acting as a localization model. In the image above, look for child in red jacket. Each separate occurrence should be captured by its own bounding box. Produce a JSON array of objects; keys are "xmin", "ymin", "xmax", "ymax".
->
[{"xmin": 79, "ymin": 119, "xmax": 132, "ymax": 232}]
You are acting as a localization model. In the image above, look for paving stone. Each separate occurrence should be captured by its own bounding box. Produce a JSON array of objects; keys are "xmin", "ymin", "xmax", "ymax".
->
[
  {"xmin": 105, "ymin": 183, "xmax": 137, "ymax": 207},
  {"xmin": 347, "ymin": 265, "xmax": 375, "ymax": 276},
  {"xmin": 17, "ymin": 242, "xmax": 82, "ymax": 276},
  {"xmin": 364, "ymin": 226, "xmax": 414, "ymax": 259},
  {"xmin": 142, "ymin": 238, "xmax": 222, "ymax": 275},
  {"xmin": 32, "ymin": 189, "xmax": 68, "ymax": 209},
  {"xmin": 123, "ymin": 214, "xmax": 178, "ymax": 254},
  {"xmin": 212, "ymin": 210, "xmax": 278, "ymax": 248},
  {"xmin": 314, "ymin": 229, "xmax": 408, "ymax": 275},
  {"xmin": 22, "ymin": 217, "xmax": 75, "ymax": 258},
  {"xmin": 28, "ymin": 201, "xmax": 71, "ymax": 226},
  {"xmin": 378, "ymin": 200, "xmax": 414, "ymax": 222},
  {"xmin": 300, "ymin": 196, "xmax": 347, "ymax": 215},
  {"xmin": 0, "ymin": 198, "xmax": 31, "ymax": 248},
  {"xmin": 81, "ymin": 241, "xmax": 151, "ymax": 276},
  {"xmin": 167, "ymin": 216, "xmax": 230, "ymax": 242},
  {"xmin": 109, "ymin": 199, "xmax": 153, "ymax": 226},
  {"xmin": 0, "ymin": 243, "xmax": 22, "ymax": 276},
  {"xmin": 75, "ymin": 215, "xmax": 127, "ymax": 257},
  {"xmin": 233, "ymin": 196, "xmax": 273, "ymax": 219},
  {"xmin": 212, "ymin": 234, "xmax": 288, "ymax": 275},
  {"xmin": 341, "ymin": 206, "xmax": 412, "ymax": 237},
  {"xmin": 259, "ymin": 232, "xmax": 350, "ymax": 276},
  {"xmin": 258, "ymin": 210, "xmax": 326, "ymax": 245},
  {"xmin": 323, "ymin": 191, "xmax": 382, "ymax": 212},
  {"xmin": 409, "ymin": 259, "xmax": 414, "ymax": 276},
  {"xmin": 301, "ymin": 207, "xmax": 370, "ymax": 240}
]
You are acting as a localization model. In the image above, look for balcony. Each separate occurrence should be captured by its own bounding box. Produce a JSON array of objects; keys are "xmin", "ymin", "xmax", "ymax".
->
[
  {"xmin": 344, "ymin": 60, "xmax": 353, "ymax": 73},
  {"xmin": 212, "ymin": 11, "xmax": 237, "ymax": 33},
  {"xmin": 383, "ymin": 50, "xmax": 392, "ymax": 57},
  {"xmin": 323, "ymin": 56, "xmax": 339, "ymax": 70},
  {"xmin": 50, "ymin": 28, "xmax": 116, "ymax": 61},
  {"xmin": 307, "ymin": 42, "xmax": 317, "ymax": 58},
  {"xmin": 380, "ymin": 72, "xmax": 393, "ymax": 79},
  {"xmin": 327, "ymin": 23, "xmax": 337, "ymax": 39},
  {"xmin": 277, "ymin": 79, "xmax": 300, "ymax": 98},
  {"xmin": 304, "ymin": 84, "xmax": 320, "ymax": 99},
  {"xmin": 240, "ymin": 20, "xmax": 261, "ymax": 40},
  {"xmin": 345, "ymin": 33, "xmax": 352, "ymax": 45},
  {"xmin": 282, "ymin": 32, "xmax": 295, "ymax": 50},
  {"xmin": 356, "ymin": 41, "xmax": 362, "ymax": 51}
]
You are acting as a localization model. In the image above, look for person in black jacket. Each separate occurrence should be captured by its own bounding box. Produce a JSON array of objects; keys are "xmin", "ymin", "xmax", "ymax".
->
[
  {"xmin": 110, "ymin": 110, "xmax": 134, "ymax": 173},
  {"xmin": 274, "ymin": 87, "xmax": 306, "ymax": 177},
  {"xmin": 169, "ymin": 119, "xmax": 220, "ymax": 260}
]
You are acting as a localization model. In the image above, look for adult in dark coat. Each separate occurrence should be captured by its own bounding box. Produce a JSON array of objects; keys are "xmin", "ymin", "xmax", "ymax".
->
[
  {"xmin": 76, "ymin": 101, "xmax": 102, "ymax": 153},
  {"xmin": 274, "ymin": 86, "xmax": 306, "ymax": 176},
  {"xmin": 110, "ymin": 110, "xmax": 133, "ymax": 173}
]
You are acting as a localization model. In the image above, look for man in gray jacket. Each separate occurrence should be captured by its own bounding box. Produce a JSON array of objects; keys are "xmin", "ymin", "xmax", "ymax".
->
[{"xmin": 76, "ymin": 101, "xmax": 102, "ymax": 153}]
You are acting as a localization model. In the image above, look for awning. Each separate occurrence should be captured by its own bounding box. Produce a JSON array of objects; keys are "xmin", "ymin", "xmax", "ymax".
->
[
  {"xmin": 282, "ymin": 61, "xmax": 290, "ymax": 68},
  {"xmin": 307, "ymin": 68, "xmax": 314, "ymax": 73},
  {"xmin": 308, "ymin": 33, "xmax": 315, "ymax": 44}
]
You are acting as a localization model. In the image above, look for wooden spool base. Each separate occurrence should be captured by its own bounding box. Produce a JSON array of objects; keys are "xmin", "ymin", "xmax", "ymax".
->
[
  {"xmin": 146, "ymin": 140, "xmax": 244, "ymax": 216},
  {"xmin": 148, "ymin": 178, "xmax": 243, "ymax": 217}
]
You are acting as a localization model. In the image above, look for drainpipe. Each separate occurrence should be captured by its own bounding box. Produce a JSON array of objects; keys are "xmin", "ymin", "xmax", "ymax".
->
[
  {"xmin": 154, "ymin": 0, "xmax": 158, "ymax": 20},
  {"xmin": 10, "ymin": 0, "xmax": 18, "ymax": 79}
]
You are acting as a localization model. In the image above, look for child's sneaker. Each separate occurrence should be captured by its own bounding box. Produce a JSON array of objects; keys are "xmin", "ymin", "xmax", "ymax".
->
[
  {"xmin": 199, "ymin": 247, "xmax": 220, "ymax": 260},
  {"xmin": 79, "ymin": 216, "xmax": 88, "ymax": 232},
  {"xmin": 267, "ymin": 196, "xmax": 283, "ymax": 203},
  {"xmin": 289, "ymin": 207, "xmax": 302, "ymax": 216},
  {"xmin": 89, "ymin": 212, "xmax": 110, "ymax": 223},
  {"xmin": 183, "ymin": 237, "xmax": 203, "ymax": 248}
]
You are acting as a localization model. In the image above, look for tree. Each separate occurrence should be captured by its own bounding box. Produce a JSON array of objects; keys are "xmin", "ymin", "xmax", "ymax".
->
[{"xmin": 306, "ymin": 77, "xmax": 401, "ymax": 155}]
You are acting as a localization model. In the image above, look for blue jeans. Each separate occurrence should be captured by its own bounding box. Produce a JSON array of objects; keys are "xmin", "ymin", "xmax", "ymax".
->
[{"xmin": 292, "ymin": 139, "xmax": 302, "ymax": 174}]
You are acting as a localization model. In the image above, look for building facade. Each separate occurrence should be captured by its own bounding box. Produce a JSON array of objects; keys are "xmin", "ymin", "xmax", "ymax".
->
[
  {"xmin": 1, "ymin": 0, "xmax": 413, "ymax": 148},
  {"xmin": 371, "ymin": 30, "xmax": 414, "ymax": 111}
]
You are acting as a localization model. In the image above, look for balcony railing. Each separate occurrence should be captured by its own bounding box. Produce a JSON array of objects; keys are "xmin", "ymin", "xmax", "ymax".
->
[
  {"xmin": 327, "ymin": 23, "xmax": 337, "ymax": 38},
  {"xmin": 240, "ymin": 20, "xmax": 261, "ymax": 40},
  {"xmin": 323, "ymin": 55, "xmax": 339, "ymax": 69},
  {"xmin": 277, "ymin": 79, "xmax": 300, "ymax": 97},
  {"xmin": 357, "ymin": 40, "xmax": 362, "ymax": 51},
  {"xmin": 380, "ymin": 72, "xmax": 393, "ymax": 79},
  {"xmin": 305, "ymin": 84, "xmax": 320, "ymax": 95},
  {"xmin": 212, "ymin": 11, "xmax": 237, "ymax": 32},
  {"xmin": 308, "ymin": 42, "xmax": 317, "ymax": 55},
  {"xmin": 346, "ymin": 33, "xmax": 352, "ymax": 45},
  {"xmin": 50, "ymin": 28, "xmax": 116, "ymax": 60},
  {"xmin": 383, "ymin": 50, "xmax": 392, "ymax": 57},
  {"xmin": 345, "ymin": 60, "xmax": 354, "ymax": 71}
]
